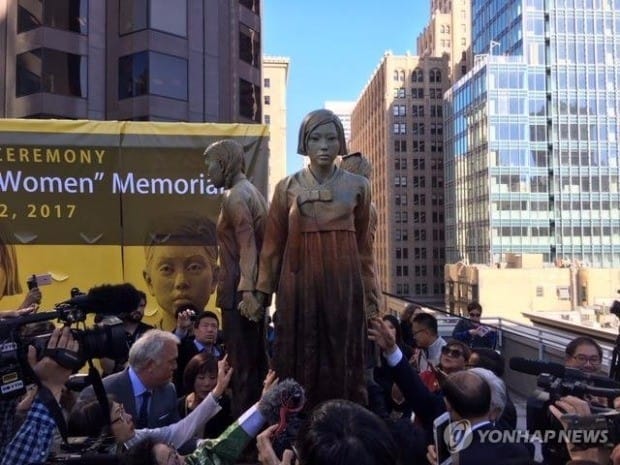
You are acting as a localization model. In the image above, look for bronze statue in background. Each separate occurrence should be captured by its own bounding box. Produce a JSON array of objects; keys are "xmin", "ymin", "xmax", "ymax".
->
[
  {"xmin": 255, "ymin": 109, "xmax": 378, "ymax": 409},
  {"xmin": 339, "ymin": 152, "xmax": 381, "ymax": 304},
  {"xmin": 203, "ymin": 139, "xmax": 269, "ymax": 418}
]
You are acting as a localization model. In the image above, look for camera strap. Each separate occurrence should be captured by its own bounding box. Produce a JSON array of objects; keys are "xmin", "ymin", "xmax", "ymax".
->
[
  {"xmin": 36, "ymin": 384, "xmax": 70, "ymax": 443},
  {"xmin": 86, "ymin": 358, "xmax": 112, "ymax": 427}
]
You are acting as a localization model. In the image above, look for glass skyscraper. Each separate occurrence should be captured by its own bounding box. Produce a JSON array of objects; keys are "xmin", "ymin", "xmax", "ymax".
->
[{"xmin": 445, "ymin": 0, "xmax": 620, "ymax": 267}]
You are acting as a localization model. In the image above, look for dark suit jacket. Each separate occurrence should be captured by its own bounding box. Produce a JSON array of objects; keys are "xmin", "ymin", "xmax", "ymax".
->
[
  {"xmin": 77, "ymin": 368, "xmax": 179, "ymax": 428},
  {"xmin": 388, "ymin": 352, "xmax": 446, "ymax": 434},
  {"xmin": 174, "ymin": 336, "xmax": 224, "ymax": 395},
  {"xmin": 458, "ymin": 423, "xmax": 533, "ymax": 465}
]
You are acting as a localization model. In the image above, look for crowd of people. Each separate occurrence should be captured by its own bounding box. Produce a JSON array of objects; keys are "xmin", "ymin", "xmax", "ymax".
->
[
  {"xmin": 1, "ymin": 110, "xmax": 619, "ymax": 465},
  {"xmin": 1, "ymin": 294, "xmax": 619, "ymax": 465}
]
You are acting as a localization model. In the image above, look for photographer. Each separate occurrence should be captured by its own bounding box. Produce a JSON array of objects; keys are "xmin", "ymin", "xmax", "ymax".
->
[{"xmin": 1, "ymin": 327, "xmax": 78, "ymax": 465}]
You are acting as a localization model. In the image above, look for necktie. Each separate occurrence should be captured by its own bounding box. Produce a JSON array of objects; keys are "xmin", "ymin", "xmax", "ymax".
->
[{"xmin": 137, "ymin": 391, "xmax": 151, "ymax": 428}]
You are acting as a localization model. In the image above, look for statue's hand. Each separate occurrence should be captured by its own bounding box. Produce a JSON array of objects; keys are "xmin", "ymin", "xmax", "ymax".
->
[
  {"xmin": 238, "ymin": 291, "xmax": 265, "ymax": 322},
  {"xmin": 365, "ymin": 302, "xmax": 379, "ymax": 319}
]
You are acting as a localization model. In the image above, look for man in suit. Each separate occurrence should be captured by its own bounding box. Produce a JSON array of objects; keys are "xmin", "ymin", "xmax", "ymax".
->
[
  {"xmin": 174, "ymin": 310, "xmax": 225, "ymax": 395},
  {"xmin": 436, "ymin": 370, "xmax": 532, "ymax": 465},
  {"xmin": 79, "ymin": 329, "xmax": 180, "ymax": 429}
]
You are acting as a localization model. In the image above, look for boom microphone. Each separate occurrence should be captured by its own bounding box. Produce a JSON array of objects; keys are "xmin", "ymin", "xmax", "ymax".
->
[
  {"xmin": 60, "ymin": 283, "xmax": 142, "ymax": 316},
  {"xmin": 509, "ymin": 357, "xmax": 620, "ymax": 389}
]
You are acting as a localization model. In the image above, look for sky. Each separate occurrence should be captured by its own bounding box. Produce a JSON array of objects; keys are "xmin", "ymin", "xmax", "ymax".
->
[{"xmin": 262, "ymin": 1, "xmax": 431, "ymax": 174}]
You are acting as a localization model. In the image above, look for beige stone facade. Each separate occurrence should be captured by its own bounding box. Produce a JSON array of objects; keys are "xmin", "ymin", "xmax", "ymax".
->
[
  {"xmin": 262, "ymin": 56, "xmax": 289, "ymax": 201},
  {"xmin": 445, "ymin": 255, "xmax": 620, "ymax": 322},
  {"xmin": 350, "ymin": 53, "xmax": 449, "ymax": 306},
  {"xmin": 416, "ymin": 0, "xmax": 472, "ymax": 83}
]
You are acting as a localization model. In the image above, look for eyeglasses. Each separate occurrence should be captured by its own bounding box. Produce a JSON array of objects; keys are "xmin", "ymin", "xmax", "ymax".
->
[
  {"xmin": 469, "ymin": 313, "xmax": 481, "ymax": 318},
  {"xmin": 572, "ymin": 354, "xmax": 601, "ymax": 366},
  {"xmin": 413, "ymin": 328, "xmax": 427, "ymax": 336},
  {"xmin": 441, "ymin": 347, "xmax": 465, "ymax": 358}
]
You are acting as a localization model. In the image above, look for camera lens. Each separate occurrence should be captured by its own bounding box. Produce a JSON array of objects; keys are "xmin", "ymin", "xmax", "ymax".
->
[{"xmin": 76, "ymin": 324, "xmax": 129, "ymax": 361}]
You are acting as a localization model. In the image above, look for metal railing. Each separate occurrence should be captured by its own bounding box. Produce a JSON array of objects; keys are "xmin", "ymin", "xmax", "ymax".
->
[{"xmin": 383, "ymin": 294, "xmax": 616, "ymax": 398}]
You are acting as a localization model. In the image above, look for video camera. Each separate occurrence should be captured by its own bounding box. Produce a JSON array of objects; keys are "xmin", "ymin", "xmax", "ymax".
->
[
  {"xmin": 0, "ymin": 283, "xmax": 142, "ymax": 400},
  {"xmin": 510, "ymin": 357, "xmax": 620, "ymax": 451}
]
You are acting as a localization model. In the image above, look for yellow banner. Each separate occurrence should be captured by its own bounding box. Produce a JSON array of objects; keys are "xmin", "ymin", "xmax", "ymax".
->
[{"xmin": 0, "ymin": 119, "xmax": 269, "ymax": 329}]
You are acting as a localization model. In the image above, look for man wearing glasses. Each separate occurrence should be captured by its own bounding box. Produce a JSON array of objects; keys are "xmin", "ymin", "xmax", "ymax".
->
[
  {"xmin": 564, "ymin": 336, "xmax": 603, "ymax": 374},
  {"xmin": 452, "ymin": 302, "xmax": 497, "ymax": 349},
  {"xmin": 411, "ymin": 312, "xmax": 447, "ymax": 372}
]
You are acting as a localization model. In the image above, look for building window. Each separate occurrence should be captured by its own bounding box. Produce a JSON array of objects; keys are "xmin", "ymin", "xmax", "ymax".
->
[
  {"xmin": 412, "ymin": 140, "xmax": 425, "ymax": 152},
  {"xmin": 412, "ymin": 105, "xmax": 424, "ymax": 117},
  {"xmin": 239, "ymin": 78, "xmax": 261, "ymax": 122},
  {"xmin": 120, "ymin": 0, "xmax": 187, "ymax": 37},
  {"xmin": 264, "ymin": 114, "xmax": 271, "ymax": 124},
  {"xmin": 264, "ymin": 78, "xmax": 270, "ymax": 88},
  {"xmin": 264, "ymin": 95, "xmax": 271, "ymax": 105},
  {"xmin": 393, "ymin": 104, "xmax": 406, "ymax": 116},
  {"xmin": 239, "ymin": 0, "xmax": 260, "ymax": 14},
  {"xmin": 119, "ymin": 51, "xmax": 188, "ymax": 100},
  {"xmin": 429, "ymin": 68, "xmax": 442, "ymax": 83},
  {"xmin": 18, "ymin": 0, "xmax": 88, "ymax": 34},
  {"xmin": 17, "ymin": 48, "xmax": 87, "ymax": 97},
  {"xmin": 411, "ymin": 68, "xmax": 424, "ymax": 82},
  {"xmin": 411, "ymin": 87, "xmax": 424, "ymax": 98},
  {"xmin": 239, "ymin": 23, "xmax": 260, "ymax": 68},
  {"xmin": 394, "ymin": 140, "xmax": 407, "ymax": 152}
]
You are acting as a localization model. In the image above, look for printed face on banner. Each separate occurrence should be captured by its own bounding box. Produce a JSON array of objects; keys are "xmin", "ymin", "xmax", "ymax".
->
[
  {"xmin": 0, "ymin": 121, "xmax": 268, "ymax": 329},
  {"xmin": 142, "ymin": 245, "xmax": 217, "ymax": 319}
]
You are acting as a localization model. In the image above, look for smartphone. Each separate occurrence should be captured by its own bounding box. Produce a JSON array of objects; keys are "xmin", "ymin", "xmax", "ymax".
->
[
  {"xmin": 26, "ymin": 273, "xmax": 53, "ymax": 290},
  {"xmin": 433, "ymin": 412, "xmax": 453, "ymax": 465}
]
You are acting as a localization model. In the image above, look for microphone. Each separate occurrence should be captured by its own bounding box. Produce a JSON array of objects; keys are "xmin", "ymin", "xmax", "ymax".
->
[
  {"xmin": 509, "ymin": 357, "xmax": 620, "ymax": 389},
  {"xmin": 258, "ymin": 379, "xmax": 306, "ymax": 425},
  {"xmin": 258, "ymin": 379, "xmax": 306, "ymax": 459},
  {"xmin": 60, "ymin": 283, "xmax": 142, "ymax": 316}
]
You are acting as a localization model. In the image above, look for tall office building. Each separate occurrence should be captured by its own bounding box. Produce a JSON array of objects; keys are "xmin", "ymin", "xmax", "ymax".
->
[
  {"xmin": 262, "ymin": 56, "xmax": 289, "ymax": 201},
  {"xmin": 445, "ymin": 0, "xmax": 620, "ymax": 268},
  {"xmin": 324, "ymin": 100, "xmax": 355, "ymax": 149},
  {"xmin": 351, "ymin": 53, "xmax": 449, "ymax": 303},
  {"xmin": 417, "ymin": 0, "xmax": 472, "ymax": 82},
  {"xmin": 0, "ymin": 0, "xmax": 262, "ymax": 122}
]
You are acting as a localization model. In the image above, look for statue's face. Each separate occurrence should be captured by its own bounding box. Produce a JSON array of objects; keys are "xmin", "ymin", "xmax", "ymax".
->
[
  {"xmin": 306, "ymin": 122, "xmax": 340, "ymax": 169},
  {"xmin": 205, "ymin": 156, "xmax": 225, "ymax": 188}
]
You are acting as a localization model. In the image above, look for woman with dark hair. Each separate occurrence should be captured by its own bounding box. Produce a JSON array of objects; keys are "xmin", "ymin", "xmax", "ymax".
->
[
  {"xmin": 255, "ymin": 109, "xmax": 377, "ymax": 409},
  {"xmin": 121, "ymin": 371, "xmax": 279, "ymax": 465},
  {"xmin": 419, "ymin": 339, "xmax": 470, "ymax": 393},
  {"xmin": 178, "ymin": 352, "xmax": 233, "ymax": 438},
  {"xmin": 68, "ymin": 356, "xmax": 232, "ymax": 451}
]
